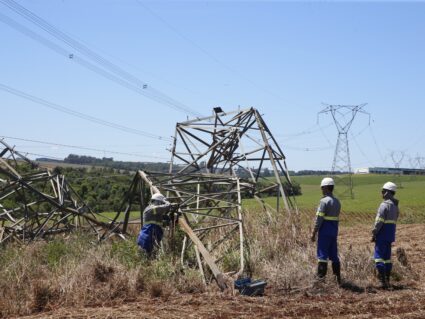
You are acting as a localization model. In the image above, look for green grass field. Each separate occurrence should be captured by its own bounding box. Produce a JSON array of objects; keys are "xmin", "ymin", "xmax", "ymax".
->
[
  {"xmin": 292, "ymin": 174, "xmax": 425, "ymax": 213},
  {"xmin": 97, "ymin": 174, "xmax": 425, "ymax": 225},
  {"xmin": 243, "ymin": 174, "xmax": 425, "ymax": 224}
]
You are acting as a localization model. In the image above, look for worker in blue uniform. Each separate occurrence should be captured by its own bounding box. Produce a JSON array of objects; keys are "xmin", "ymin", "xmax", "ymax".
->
[
  {"xmin": 311, "ymin": 177, "xmax": 342, "ymax": 284},
  {"xmin": 371, "ymin": 182, "xmax": 399, "ymax": 289},
  {"xmin": 137, "ymin": 193, "xmax": 171, "ymax": 257}
]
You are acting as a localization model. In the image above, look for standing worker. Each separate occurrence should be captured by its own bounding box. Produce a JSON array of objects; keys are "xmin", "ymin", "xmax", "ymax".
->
[
  {"xmin": 371, "ymin": 182, "xmax": 399, "ymax": 289},
  {"xmin": 311, "ymin": 177, "xmax": 342, "ymax": 284},
  {"xmin": 137, "ymin": 193, "xmax": 171, "ymax": 257}
]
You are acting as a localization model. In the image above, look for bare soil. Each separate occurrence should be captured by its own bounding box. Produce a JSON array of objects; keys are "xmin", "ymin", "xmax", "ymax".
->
[{"xmin": 21, "ymin": 224, "xmax": 425, "ymax": 319}]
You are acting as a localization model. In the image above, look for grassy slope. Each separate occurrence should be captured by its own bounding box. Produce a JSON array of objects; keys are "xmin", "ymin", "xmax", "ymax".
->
[
  {"xmin": 98, "ymin": 174, "xmax": 425, "ymax": 224},
  {"xmin": 292, "ymin": 174, "xmax": 425, "ymax": 212},
  {"xmin": 244, "ymin": 174, "xmax": 425, "ymax": 219}
]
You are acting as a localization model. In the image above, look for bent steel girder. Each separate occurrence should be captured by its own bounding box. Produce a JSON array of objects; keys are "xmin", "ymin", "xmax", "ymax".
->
[
  {"xmin": 103, "ymin": 108, "xmax": 298, "ymax": 287},
  {"xmin": 0, "ymin": 139, "xmax": 106, "ymax": 244},
  {"xmin": 103, "ymin": 169, "xmax": 250, "ymax": 289},
  {"xmin": 166, "ymin": 108, "xmax": 299, "ymax": 282},
  {"xmin": 150, "ymin": 171, "xmax": 251, "ymax": 276},
  {"xmin": 170, "ymin": 107, "xmax": 298, "ymax": 214}
]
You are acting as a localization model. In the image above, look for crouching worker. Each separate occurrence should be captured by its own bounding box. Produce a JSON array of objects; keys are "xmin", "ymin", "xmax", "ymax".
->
[
  {"xmin": 137, "ymin": 193, "xmax": 170, "ymax": 257},
  {"xmin": 311, "ymin": 177, "xmax": 342, "ymax": 285},
  {"xmin": 372, "ymin": 182, "xmax": 399, "ymax": 289}
]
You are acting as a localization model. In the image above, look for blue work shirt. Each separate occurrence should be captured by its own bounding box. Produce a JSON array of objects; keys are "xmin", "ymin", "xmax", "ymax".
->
[
  {"xmin": 372, "ymin": 198, "xmax": 399, "ymax": 243},
  {"xmin": 314, "ymin": 194, "xmax": 341, "ymax": 237}
]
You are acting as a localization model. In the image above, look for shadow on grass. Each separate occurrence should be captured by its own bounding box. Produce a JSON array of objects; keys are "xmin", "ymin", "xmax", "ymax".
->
[
  {"xmin": 390, "ymin": 284, "xmax": 410, "ymax": 291},
  {"xmin": 340, "ymin": 281, "xmax": 365, "ymax": 293}
]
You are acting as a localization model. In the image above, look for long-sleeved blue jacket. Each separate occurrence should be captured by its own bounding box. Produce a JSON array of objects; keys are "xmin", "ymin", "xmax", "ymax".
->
[
  {"xmin": 314, "ymin": 194, "xmax": 341, "ymax": 237},
  {"xmin": 372, "ymin": 198, "xmax": 399, "ymax": 242}
]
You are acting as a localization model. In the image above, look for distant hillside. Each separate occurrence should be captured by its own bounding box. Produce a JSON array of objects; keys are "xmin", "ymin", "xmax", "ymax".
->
[{"xmin": 36, "ymin": 154, "xmax": 174, "ymax": 173}]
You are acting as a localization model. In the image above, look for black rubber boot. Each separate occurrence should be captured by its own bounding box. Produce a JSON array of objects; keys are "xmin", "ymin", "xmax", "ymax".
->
[
  {"xmin": 385, "ymin": 270, "xmax": 391, "ymax": 288},
  {"xmin": 378, "ymin": 271, "xmax": 389, "ymax": 289},
  {"xmin": 317, "ymin": 262, "xmax": 328, "ymax": 280},
  {"xmin": 332, "ymin": 262, "xmax": 342, "ymax": 285}
]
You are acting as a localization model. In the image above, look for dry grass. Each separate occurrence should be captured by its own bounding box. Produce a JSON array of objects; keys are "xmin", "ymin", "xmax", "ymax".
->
[
  {"xmin": 245, "ymin": 210, "xmax": 417, "ymax": 295},
  {"xmin": 0, "ymin": 212, "xmax": 420, "ymax": 318},
  {"xmin": 0, "ymin": 234, "xmax": 204, "ymax": 318}
]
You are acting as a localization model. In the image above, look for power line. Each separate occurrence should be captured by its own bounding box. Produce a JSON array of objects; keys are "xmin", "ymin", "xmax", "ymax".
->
[
  {"xmin": 0, "ymin": 82, "xmax": 173, "ymax": 142},
  {"xmin": 277, "ymin": 144, "xmax": 333, "ymax": 152},
  {"xmin": 274, "ymin": 122, "xmax": 334, "ymax": 139},
  {"xmin": 369, "ymin": 126, "xmax": 388, "ymax": 165},
  {"xmin": 349, "ymin": 132, "xmax": 376, "ymax": 167},
  {"xmin": 17, "ymin": 151, "xmax": 63, "ymax": 161},
  {"xmin": 0, "ymin": 135, "xmax": 170, "ymax": 161},
  {"xmin": 0, "ymin": 12, "xmax": 186, "ymax": 116},
  {"xmin": 0, "ymin": 2, "xmax": 203, "ymax": 117},
  {"xmin": 136, "ymin": 0, "xmax": 307, "ymax": 110}
]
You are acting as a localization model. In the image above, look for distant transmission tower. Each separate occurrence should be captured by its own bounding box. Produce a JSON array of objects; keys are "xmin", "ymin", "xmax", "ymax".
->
[
  {"xmin": 318, "ymin": 103, "xmax": 369, "ymax": 199},
  {"xmin": 417, "ymin": 156, "xmax": 425, "ymax": 171},
  {"xmin": 390, "ymin": 150, "xmax": 405, "ymax": 188}
]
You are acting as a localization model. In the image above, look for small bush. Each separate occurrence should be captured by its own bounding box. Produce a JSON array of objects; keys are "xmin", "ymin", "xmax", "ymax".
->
[
  {"xmin": 32, "ymin": 282, "xmax": 57, "ymax": 312},
  {"xmin": 45, "ymin": 239, "xmax": 68, "ymax": 269},
  {"xmin": 175, "ymin": 269, "xmax": 205, "ymax": 294},
  {"xmin": 93, "ymin": 261, "xmax": 115, "ymax": 283},
  {"xmin": 149, "ymin": 281, "xmax": 163, "ymax": 298},
  {"xmin": 135, "ymin": 272, "xmax": 146, "ymax": 292},
  {"xmin": 110, "ymin": 240, "xmax": 141, "ymax": 268}
]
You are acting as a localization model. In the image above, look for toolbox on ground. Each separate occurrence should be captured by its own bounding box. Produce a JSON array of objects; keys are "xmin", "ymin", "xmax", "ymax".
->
[{"xmin": 234, "ymin": 277, "xmax": 267, "ymax": 296}]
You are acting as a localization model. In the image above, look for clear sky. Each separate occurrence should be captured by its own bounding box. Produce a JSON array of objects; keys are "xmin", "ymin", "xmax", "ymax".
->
[{"xmin": 1, "ymin": 0, "xmax": 424, "ymax": 171}]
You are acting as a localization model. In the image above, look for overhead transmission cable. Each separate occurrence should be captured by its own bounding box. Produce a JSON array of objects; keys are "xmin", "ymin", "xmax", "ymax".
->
[
  {"xmin": 0, "ymin": 12, "xmax": 191, "ymax": 117},
  {"xmin": 369, "ymin": 126, "xmax": 388, "ymax": 165},
  {"xmin": 136, "ymin": 0, "xmax": 306, "ymax": 110},
  {"xmin": 349, "ymin": 132, "xmax": 376, "ymax": 167},
  {"xmin": 275, "ymin": 122, "xmax": 334, "ymax": 140},
  {"xmin": 19, "ymin": 152, "xmax": 64, "ymax": 161},
  {"xmin": 0, "ymin": 83, "xmax": 172, "ymax": 142},
  {"xmin": 0, "ymin": 135, "xmax": 170, "ymax": 161},
  {"xmin": 0, "ymin": 0, "xmax": 203, "ymax": 117},
  {"xmin": 281, "ymin": 144, "xmax": 334, "ymax": 152}
]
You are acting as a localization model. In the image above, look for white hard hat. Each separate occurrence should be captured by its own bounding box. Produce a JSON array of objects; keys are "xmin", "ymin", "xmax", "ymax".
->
[
  {"xmin": 320, "ymin": 177, "xmax": 335, "ymax": 187},
  {"xmin": 382, "ymin": 182, "xmax": 397, "ymax": 192},
  {"xmin": 151, "ymin": 193, "xmax": 165, "ymax": 203}
]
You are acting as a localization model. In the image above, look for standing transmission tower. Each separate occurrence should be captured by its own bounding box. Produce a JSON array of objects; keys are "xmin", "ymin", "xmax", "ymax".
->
[
  {"xmin": 390, "ymin": 150, "xmax": 405, "ymax": 188},
  {"xmin": 318, "ymin": 103, "xmax": 369, "ymax": 199}
]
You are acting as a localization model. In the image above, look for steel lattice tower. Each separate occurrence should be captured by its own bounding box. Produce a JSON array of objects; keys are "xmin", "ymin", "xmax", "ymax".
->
[
  {"xmin": 318, "ymin": 103, "xmax": 369, "ymax": 199},
  {"xmin": 390, "ymin": 150, "xmax": 405, "ymax": 188}
]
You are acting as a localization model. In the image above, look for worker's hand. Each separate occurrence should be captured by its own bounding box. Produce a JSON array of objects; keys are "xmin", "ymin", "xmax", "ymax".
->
[
  {"xmin": 169, "ymin": 203, "xmax": 179, "ymax": 213},
  {"xmin": 311, "ymin": 232, "xmax": 317, "ymax": 242}
]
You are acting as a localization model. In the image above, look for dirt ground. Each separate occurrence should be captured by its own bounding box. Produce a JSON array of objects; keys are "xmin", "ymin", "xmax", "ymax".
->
[{"xmin": 22, "ymin": 224, "xmax": 425, "ymax": 319}]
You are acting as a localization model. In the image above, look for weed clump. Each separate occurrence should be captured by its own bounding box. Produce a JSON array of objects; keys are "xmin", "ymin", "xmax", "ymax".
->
[
  {"xmin": 93, "ymin": 261, "xmax": 115, "ymax": 283},
  {"xmin": 149, "ymin": 281, "xmax": 163, "ymax": 298},
  {"xmin": 31, "ymin": 282, "xmax": 57, "ymax": 312}
]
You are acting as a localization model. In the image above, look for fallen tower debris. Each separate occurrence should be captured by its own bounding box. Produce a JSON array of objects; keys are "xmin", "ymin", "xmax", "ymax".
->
[
  {"xmin": 107, "ymin": 107, "xmax": 299, "ymax": 288},
  {"xmin": 0, "ymin": 139, "xmax": 107, "ymax": 243}
]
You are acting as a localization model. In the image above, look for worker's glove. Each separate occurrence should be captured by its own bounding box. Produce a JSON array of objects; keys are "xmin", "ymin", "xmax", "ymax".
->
[
  {"xmin": 170, "ymin": 203, "xmax": 180, "ymax": 212},
  {"xmin": 162, "ymin": 214, "xmax": 171, "ymax": 227}
]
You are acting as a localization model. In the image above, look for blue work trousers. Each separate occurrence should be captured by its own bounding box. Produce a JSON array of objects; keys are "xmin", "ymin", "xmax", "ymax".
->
[
  {"xmin": 374, "ymin": 240, "xmax": 392, "ymax": 274},
  {"xmin": 137, "ymin": 224, "xmax": 163, "ymax": 254},
  {"xmin": 317, "ymin": 234, "xmax": 340, "ymax": 264}
]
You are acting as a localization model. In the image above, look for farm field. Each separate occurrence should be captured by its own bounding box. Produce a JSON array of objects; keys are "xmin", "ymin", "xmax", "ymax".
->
[
  {"xmin": 292, "ymin": 174, "xmax": 425, "ymax": 213},
  {"xmin": 91, "ymin": 174, "xmax": 425, "ymax": 238},
  {"xmin": 2, "ymin": 0, "xmax": 424, "ymax": 318},
  {"xmin": 20, "ymin": 224, "xmax": 425, "ymax": 319},
  {"xmin": 245, "ymin": 174, "xmax": 425, "ymax": 224},
  {"xmin": 3, "ymin": 173, "xmax": 425, "ymax": 319}
]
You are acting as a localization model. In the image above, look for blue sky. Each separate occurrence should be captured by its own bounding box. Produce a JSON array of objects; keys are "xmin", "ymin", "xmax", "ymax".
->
[{"xmin": 1, "ymin": 0, "xmax": 424, "ymax": 171}]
